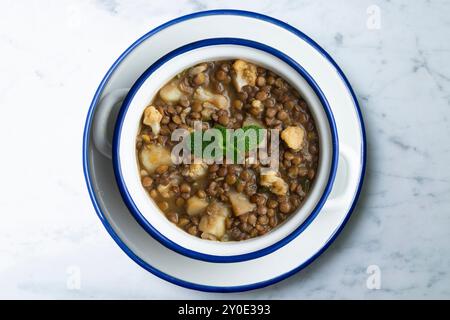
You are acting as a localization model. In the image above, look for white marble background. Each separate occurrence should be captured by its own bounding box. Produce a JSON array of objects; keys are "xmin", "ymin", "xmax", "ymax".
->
[{"xmin": 0, "ymin": 0, "xmax": 449, "ymax": 299}]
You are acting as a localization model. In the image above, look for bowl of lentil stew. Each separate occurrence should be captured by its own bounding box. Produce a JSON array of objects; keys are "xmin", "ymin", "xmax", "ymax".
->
[{"xmin": 111, "ymin": 38, "xmax": 338, "ymax": 262}]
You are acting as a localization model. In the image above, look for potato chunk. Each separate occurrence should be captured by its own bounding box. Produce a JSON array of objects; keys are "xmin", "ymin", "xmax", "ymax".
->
[
  {"xmin": 143, "ymin": 106, "xmax": 162, "ymax": 135},
  {"xmin": 232, "ymin": 59, "xmax": 257, "ymax": 92},
  {"xmin": 198, "ymin": 202, "xmax": 230, "ymax": 239},
  {"xmin": 199, "ymin": 215, "xmax": 226, "ymax": 239},
  {"xmin": 260, "ymin": 170, "xmax": 288, "ymax": 196},
  {"xmin": 206, "ymin": 201, "xmax": 230, "ymax": 217},
  {"xmin": 281, "ymin": 126, "xmax": 306, "ymax": 150},
  {"xmin": 194, "ymin": 87, "xmax": 229, "ymax": 110},
  {"xmin": 186, "ymin": 196, "xmax": 209, "ymax": 216},
  {"xmin": 159, "ymin": 80, "xmax": 182, "ymax": 103},
  {"xmin": 187, "ymin": 163, "xmax": 207, "ymax": 179},
  {"xmin": 228, "ymin": 192, "xmax": 256, "ymax": 216},
  {"xmin": 139, "ymin": 144, "xmax": 172, "ymax": 174}
]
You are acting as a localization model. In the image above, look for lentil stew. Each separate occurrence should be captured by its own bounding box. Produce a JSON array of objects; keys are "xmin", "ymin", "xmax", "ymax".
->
[{"xmin": 136, "ymin": 59, "xmax": 320, "ymax": 242}]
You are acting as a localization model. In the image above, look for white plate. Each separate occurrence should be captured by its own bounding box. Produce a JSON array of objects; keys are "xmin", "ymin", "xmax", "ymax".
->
[{"xmin": 83, "ymin": 10, "xmax": 366, "ymax": 292}]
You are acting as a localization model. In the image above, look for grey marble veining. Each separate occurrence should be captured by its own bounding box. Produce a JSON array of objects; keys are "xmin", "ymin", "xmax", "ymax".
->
[{"xmin": 0, "ymin": 0, "xmax": 449, "ymax": 299}]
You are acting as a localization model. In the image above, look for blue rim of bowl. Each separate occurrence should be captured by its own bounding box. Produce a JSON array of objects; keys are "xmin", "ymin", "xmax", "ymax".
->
[
  {"xmin": 112, "ymin": 37, "xmax": 339, "ymax": 263},
  {"xmin": 83, "ymin": 9, "xmax": 367, "ymax": 291}
]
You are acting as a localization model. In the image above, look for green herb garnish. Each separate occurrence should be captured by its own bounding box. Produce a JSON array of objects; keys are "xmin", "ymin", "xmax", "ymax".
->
[{"xmin": 186, "ymin": 124, "xmax": 264, "ymax": 162}]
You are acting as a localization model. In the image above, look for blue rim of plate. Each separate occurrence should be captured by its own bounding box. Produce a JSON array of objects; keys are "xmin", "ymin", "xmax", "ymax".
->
[
  {"xmin": 83, "ymin": 9, "xmax": 366, "ymax": 292},
  {"xmin": 112, "ymin": 37, "xmax": 339, "ymax": 263}
]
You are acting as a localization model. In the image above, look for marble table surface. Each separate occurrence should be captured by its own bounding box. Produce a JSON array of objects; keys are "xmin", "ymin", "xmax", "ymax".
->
[{"xmin": 0, "ymin": 0, "xmax": 449, "ymax": 299}]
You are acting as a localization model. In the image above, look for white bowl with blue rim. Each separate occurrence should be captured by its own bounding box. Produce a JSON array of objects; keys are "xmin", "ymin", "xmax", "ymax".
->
[
  {"xmin": 84, "ymin": 10, "xmax": 365, "ymax": 291},
  {"xmin": 93, "ymin": 38, "xmax": 339, "ymax": 263}
]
